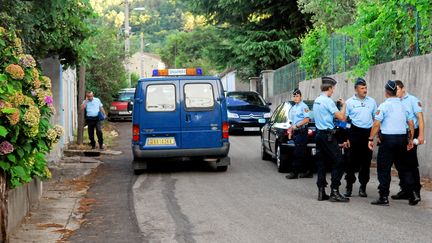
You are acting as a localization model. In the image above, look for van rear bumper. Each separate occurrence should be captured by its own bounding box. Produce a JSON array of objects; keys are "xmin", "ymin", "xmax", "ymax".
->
[{"xmin": 132, "ymin": 142, "xmax": 230, "ymax": 159}]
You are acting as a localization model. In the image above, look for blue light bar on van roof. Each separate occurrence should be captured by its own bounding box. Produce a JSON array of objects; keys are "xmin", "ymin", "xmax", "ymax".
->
[{"xmin": 152, "ymin": 68, "xmax": 203, "ymax": 77}]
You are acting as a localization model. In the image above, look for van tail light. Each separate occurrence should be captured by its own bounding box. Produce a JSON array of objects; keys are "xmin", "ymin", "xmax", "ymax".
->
[
  {"xmin": 222, "ymin": 122, "xmax": 229, "ymax": 139},
  {"xmin": 133, "ymin": 124, "xmax": 140, "ymax": 142}
]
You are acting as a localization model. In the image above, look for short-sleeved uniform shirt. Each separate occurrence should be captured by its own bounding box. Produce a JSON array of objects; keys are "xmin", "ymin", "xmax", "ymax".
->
[
  {"xmin": 401, "ymin": 93, "xmax": 422, "ymax": 129},
  {"xmin": 289, "ymin": 101, "xmax": 310, "ymax": 126},
  {"xmin": 346, "ymin": 95, "xmax": 377, "ymax": 129},
  {"xmin": 313, "ymin": 93, "xmax": 339, "ymax": 130},
  {"xmin": 83, "ymin": 97, "xmax": 103, "ymax": 117},
  {"xmin": 375, "ymin": 97, "xmax": 414, "ymax": 135}
]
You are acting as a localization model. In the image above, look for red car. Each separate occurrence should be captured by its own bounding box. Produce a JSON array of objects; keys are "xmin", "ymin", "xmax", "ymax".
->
[{"xmin": 108, "ymin": 88, "xmax": 135, "ymax": 121}]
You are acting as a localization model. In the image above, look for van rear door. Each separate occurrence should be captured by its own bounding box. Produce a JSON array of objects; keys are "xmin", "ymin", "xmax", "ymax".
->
[
  {"xmin": 180, "ymin": 80, "xmax": 222, "ymax": 149},
  {"xmin": 140, "ymin": 81, "xmax": 181, "ymax": 149}
]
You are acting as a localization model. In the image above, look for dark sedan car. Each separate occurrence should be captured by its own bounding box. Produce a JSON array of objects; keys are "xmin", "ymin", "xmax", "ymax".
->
[
  {"xmin": 226, "ymin": 91, "xmax": 272, "ymax": 133},
  {"xmin": 261, "ymin": 100, "xmax": 348, "ymax": 173}
]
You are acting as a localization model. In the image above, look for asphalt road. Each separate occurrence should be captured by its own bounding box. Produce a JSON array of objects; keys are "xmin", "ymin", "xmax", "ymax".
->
[{"xmin": 72, "ymin": 122, "xmax": 432, "ymax": 242}]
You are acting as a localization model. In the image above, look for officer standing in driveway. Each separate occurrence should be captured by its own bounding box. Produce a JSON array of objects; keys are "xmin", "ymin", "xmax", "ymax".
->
[
  {"xmin": 368, "ymin": 80, "xmax": 420, "ymax": 206},
  {"xmin": 313, "ymin": 77, "xmax": 349, "ymax": 202},
  {"xmin": 286, "ymin": 88, "xmax": 312, "ymax": 179},
  {"xmin": 392, "ymin": 80, "xmax": 425, "ymax": 201},
  {"xmin": 344, "ymin": 78, "xmax": 377, "ymax": 197}
]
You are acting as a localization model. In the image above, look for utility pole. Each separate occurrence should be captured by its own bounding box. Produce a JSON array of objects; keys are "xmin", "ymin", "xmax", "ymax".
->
[
  {"xmin": 140, "ymin": 33, "xmax": 144, "ymax": 78},
  {"xmin": 77, "ymin": 65, "xmax": 86, "ymax": 145},
  {"xmin": 125, "ymin": 0, "xmax": 131, "ymax": 87}
]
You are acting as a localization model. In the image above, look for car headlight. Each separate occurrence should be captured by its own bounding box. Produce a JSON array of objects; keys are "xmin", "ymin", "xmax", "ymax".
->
[
  {"xmin": 110, "ymin": 106, "xmax": 117, "ymax": 110},
  {"xmin": 263, "ymin": 112, "xmax": 272, "ymax": 118},
  {"xmin": 227, "ymin": 111, "xmax": 239, "ymax": 119}
]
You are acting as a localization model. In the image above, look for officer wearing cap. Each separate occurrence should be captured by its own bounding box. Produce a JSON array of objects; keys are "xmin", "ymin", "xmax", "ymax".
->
[
  {"xmin": 391, "ymin": 80, "xmax": 425, "ymax": 201},
  {"xmin": 344, "ymin": 78, "xmax": 377, "ymax": 198},
  {"xmin": 286, "ymin": 88, "xmax": 312, "ymax": 179},
  {"xmin": 312, "ymin": 76, "xmax": 349, "ymax": 202},
  {"xmin": 368, "ymin": 80, "xmax": 419, "ymax": 206}
]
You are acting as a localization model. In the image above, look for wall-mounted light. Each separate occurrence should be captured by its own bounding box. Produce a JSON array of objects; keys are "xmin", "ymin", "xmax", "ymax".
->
[{"xmin": 391, "ymin": 70, "xmax": 396, "ymax": 75}]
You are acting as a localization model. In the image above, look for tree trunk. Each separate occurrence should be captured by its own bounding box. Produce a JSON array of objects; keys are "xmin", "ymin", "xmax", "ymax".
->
[
  {"xmin": 77, "ymin": 65, "xmax": 86, "ymax": 145},
  {"xmin": 0, "ymin": 170, "xmax": 8, "ymax": 242}
]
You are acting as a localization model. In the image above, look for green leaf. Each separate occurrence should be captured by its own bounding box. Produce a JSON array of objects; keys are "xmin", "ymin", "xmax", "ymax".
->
[
  {"xmin": 0, "ymin": 74, "xmax": 7, "ymax": 82},
  {"xmin": 37, "ymin": 140, "xmax": 48, "ymax": 151},
  {"xmin": 7, "ymin": 154, "xmax": 16, "ymax": 163},
  {"xmin": 0, "ymin": 161, "xmax": 10, "ymax": 170},
  {"xmin": 11, "ymin": 166, "xmax": 26, "ymax": 178},
  {"xmin": 0, "ymin": 126, "xmax": 8, "ymax": 137},
  {"xmin": 23, "ymin": 143, "xmax": 32, "ymax": 153},
  {"xmin": 17, "ymin": 148, "xmax": 24, "ymax": 158},
  {"xmin": 6, "ymin": 83, "xmax": 15, "ymax": 93},
  {"xmin": 1, "ymin": 108, "xmax": 16, "ymax": 114}
]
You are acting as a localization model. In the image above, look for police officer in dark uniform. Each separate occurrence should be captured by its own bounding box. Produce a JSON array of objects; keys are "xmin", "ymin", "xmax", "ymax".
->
[
  {"xmin": 392, "ymin": 80, "xmax": 425, "ymax": 201},
  {"xmin": 286, "ymin": 88, "xmax": 312, "ymax": 179},
  {"xmin": 313, "ymin": 77, "xmax": 349, "ymax": 202},
  {"xmin": 368, "ymin": 80, "xmax": 420, "ymax": 206},
  {"xmin": 344, "ymin": 78, "xmax": 377, "ymax": 197}
]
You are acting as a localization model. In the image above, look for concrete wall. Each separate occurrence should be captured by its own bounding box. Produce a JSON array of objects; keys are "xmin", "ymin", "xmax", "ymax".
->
[
  {"xmin": 7, "ymin": 179, "xmax": 42, "ymax": 234},
  {"xmin": 267, "ymin": 53, "xmax": 432, "ymax": 178},
  {"xmin": 261, "ymin": 70, "xmax": 274, "ymax": 100},
  {"xmin": 40, "ymin": 57, "xmax": 78, "ymax": 163}
]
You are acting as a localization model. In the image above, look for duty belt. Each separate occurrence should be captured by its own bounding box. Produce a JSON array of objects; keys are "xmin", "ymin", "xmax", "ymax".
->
[{"xmin": 317, "ymin": 129, "xmax": 336, "ymax": 135}]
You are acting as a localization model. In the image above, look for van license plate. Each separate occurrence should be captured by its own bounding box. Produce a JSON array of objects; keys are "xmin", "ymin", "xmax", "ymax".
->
[
  {"xmin": 146, "ymin": 137, "xmax": 176, "ymax": 146},
  {"xmin": 244, "ymin": 127, "xmax": 260, "ymax": 132}
]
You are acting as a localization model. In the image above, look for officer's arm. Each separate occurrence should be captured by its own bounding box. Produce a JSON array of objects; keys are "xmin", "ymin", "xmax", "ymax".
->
[
  {"xmin": 368, "ymin": 120, "xmax": 381, "ymax": 150},
  {"xmin": 417, "ymin": 112, "xmax": 425, "ymax": 144},
  {"xmin": 408, "ymin": 120, "xmax": 414, "ymax": 141},
  {"xmin": 80, "ymin": 100, "xmax": 87, "ymax": 111},
  {"xmin": 294, "ymin": 118, "xmax": 310, "ymax": 128},
  {"xmin": 334, "ymin": 102, "xmax": 346, "ymax": 121}
]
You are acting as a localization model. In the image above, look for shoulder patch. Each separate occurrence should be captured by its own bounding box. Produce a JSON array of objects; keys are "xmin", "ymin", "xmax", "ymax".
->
[
  {"xmin": 304, "ymin": 108, "xmax": 309, "ymax": 113},
  {"xmin": 375, "ymin": 110, "xmax": 380, "ymax": 115},
  {"xmin": 418, "ymin": 102, "xmax": 422, "ymax": 107}
]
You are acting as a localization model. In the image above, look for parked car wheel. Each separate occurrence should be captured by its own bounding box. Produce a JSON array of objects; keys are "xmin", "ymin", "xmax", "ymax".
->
[
  {"xmin": 276, "ymin": 144, "xmax": 289, "ymax": 173},
  {"xmin": 261, "ymin": 138, "xmax": 272, "ymax": 161}
]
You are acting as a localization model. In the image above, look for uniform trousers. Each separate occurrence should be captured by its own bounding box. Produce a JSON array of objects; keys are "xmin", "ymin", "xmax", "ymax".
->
[
  {"xmin": 345, "ymin": 125, "xmax": 372, "ymax": 186},
  {"xmin": 292, "ymin": 128, "xmax": 309, "ymax": 173},
  {"xmin": 395, "ymin": 128, "xmax": 421, "ymax": 193},
  {"xmin": 377, "ymin": 134, "xmax": 414, "ymax": 196},
  {"xmin": 315, "ymin": 130, "xmax": 345, "ymax": 189}
]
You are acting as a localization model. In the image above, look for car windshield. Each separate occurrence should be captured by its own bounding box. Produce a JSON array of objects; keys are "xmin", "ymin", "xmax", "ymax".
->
[
  {"xmin": 226, "ymin": 92, "xmax": 266, "ymax": 107},
  {"xmin": 115, "ymin": 92, "xmax": 134, "ymax": 102}
]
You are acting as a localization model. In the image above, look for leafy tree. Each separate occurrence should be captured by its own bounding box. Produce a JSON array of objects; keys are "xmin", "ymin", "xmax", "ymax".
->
[
  {"xmin": 0, "ymin": 0, "xmax": 95, "ymax": 66},
  {"xmin": 180, "ymin": 0, "xmax": 311, "ymax": 78},
  {"xmin": 297, "ymin": 0, "xmax": 358, "ymax": 30},
  {"xmin": 84, "ymin": 27, "xmax": 128, "ymax": 108}
]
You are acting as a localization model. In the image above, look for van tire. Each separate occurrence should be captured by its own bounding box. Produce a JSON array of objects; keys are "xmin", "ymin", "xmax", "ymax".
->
[
  {"xmin": 133, "ymin": 159, "xmax": 147, "ymax": 175},
  {"xmin": 216, "ymin": 165, "xmax": 228, "ymax": 172}
]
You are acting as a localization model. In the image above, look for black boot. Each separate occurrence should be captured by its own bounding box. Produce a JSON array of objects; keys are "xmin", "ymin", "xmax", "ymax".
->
[
  {"xmin": 344, "ymin": 184, "xmax": 353, "ymax": 197},
  {"xmin": 318, "ymin": 187, "xmax": 329, "ymax": 201},
  {"xmin": 391, "ymin": 190, "xmax": 410, "ymax": 200},
  {"xmin": 330, "ymin": 188, "xmax": 350, "ymax": 202},
  {"xmin": 409, "ymin": 191, "xmax": 421, "ymax": 206},
  {"xmin": 371, "ymin": 196, "xmax": 389, "ymax": 206},
  {"xmin": 286, "ymin": 172, "xmax": 298, "ymax": 179},
  {"xmin": 359, "ymin": 185, "xmax": 367, "ymax": 197},
  {"xmin": 299, "ymin": 171, "xmax": 313, "ymax": 178}
]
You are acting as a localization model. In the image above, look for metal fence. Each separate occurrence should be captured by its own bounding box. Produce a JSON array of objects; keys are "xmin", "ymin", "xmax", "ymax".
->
[
  {"xmin": 273, "ymin": 61, "xmax": 306, "ymax": 95},
  {"xmin": 273, "ymin": 6, "xmax": 430, "ymax": 96}
]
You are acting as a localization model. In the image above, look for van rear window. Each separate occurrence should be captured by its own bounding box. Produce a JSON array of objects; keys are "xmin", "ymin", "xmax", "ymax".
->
[
  {"xmin": 184, "ymin": 83, "xmax": 214, "ymax": 110},
  {"xmin": 146, "ymin": 84, "xmax": 176, "ymax": 112}
]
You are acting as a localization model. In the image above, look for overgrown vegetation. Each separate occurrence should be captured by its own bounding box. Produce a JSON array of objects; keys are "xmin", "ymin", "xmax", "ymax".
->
[{"xmin": 299, "ymin": 0, "xmax": 432, "ymax": 78}]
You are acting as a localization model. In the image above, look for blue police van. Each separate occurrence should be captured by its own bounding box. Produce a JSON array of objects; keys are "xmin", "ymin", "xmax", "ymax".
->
[{"xmin": 131, "ymin": 68, "xmax": 230, "ymax": 174}]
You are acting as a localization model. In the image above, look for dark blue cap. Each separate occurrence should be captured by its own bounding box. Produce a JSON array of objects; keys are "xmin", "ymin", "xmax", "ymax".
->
[
  {"xmin": 385, "ymin": 80, "xmax": 397, "ymax": 91},
  {"xmin": 292, "ymin": 88, "xmax": 301, "ymax": 96},
  {"xmin": 322, "ymin": 76, "xmax": 337, "ymax": 85},
  {"xmin": 355, "ymin": 77, "xmax": 367, "ymax": 86}
]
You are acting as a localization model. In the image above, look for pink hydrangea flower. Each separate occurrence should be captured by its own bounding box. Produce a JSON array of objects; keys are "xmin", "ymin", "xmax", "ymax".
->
[
  {"xmin": 44, "ymin": 96, "xmax": 53, "ymax": 106},
  {"xmin": 0, "ymin": 141, "xmax": 14, "ymax": 155}
]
